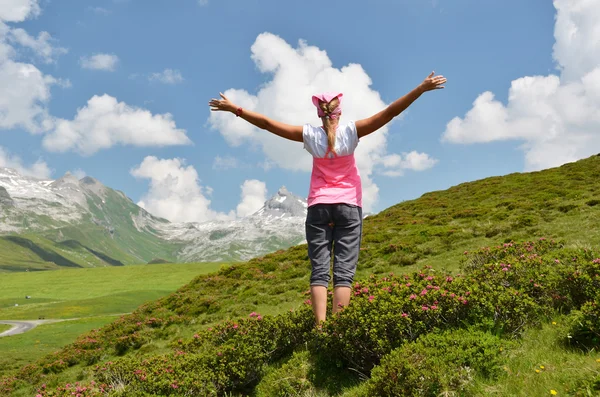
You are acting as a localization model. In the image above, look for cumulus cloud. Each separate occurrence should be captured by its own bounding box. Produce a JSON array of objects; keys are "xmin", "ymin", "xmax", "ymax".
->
[
  {"xmin": 0, "ymin": 0, "xmax": 40, "ymax": 23},
  {"xmin": 0, "ymin": 146, "xmax": 51, "ymax": 178},
  {"xmin": 0, "ymin": 1, "xmax": 69, "ymax": 135},
  {"xmin": 131, "ymin": 156, "xmax": 233, "ymax": 223},
  {"xmin": 131, "ymin": 157, "xmax": 270, "ymax": 223},
  {"xmin": 378, "ymin": 151, "xmax": 439, "ymax": 177},
  {"xmin": 213, "ymin": 155, "xmax": 240, "ymax": 170},
  {"xmin": 0, "ymin": 57, "xmax": 58, "ymax": 133},
  {"xmin": 8, "ymin": 28, "xmax": 67, "ymax": 63},
  {"xmin": 0, "ymin": 1, "xmax": 188, "ymax": 158},
  {"xmin": 43, "ymin": 94, "xmax": 192, "ymax": 155},
  {"xmin": 80, "ymin": 53, "xmax": 119, "ymax": 71},
  {"xmin": 149, "ymin": 68, "xmax": 183, "ymax": 84},
  {"xmin": 236, "ymin": 180, "xmax": 266, "ymax": 217},
  {"xmin": 209, "ymin": 33, "xmax": 437, "ymax": 212},
  {"xmin": 442, "ymin": 0, "xmax": 600, "ymax": 171}
]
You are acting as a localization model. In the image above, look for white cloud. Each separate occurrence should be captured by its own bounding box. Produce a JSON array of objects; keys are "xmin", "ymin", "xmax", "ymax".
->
[
  {"xmin": 0, "ymin": 1, "xmax": 66, "ymax": 134},
  {"xmin": 213, "ymin": 155, "xmax": 240, "ymax": 170},
  {"xmin": 43, "ymin": 94, "xmax": 192, "ymax": 155},
  {"xmin": 209, "ymin": 33, "xmax": 437, "ymax": 212},
  {"xmin": 0, "ymin": 5, "xmax": 187, "ymax": 156},
  {"xmin": 378, "ymin": 151, "xmax": 439, "ymax": 177},
  {"xmin": 0, "ymin": 146, "xmax": 51, "ymax": 178},
  {"xmin": 8, "ymin": 28, "xmax": 67, "ymax": 63},
  {"xmin": 149, "ymin": 68, "xmax": 183, "ymax": 84},
  {"xmin": 72, "ymin": 168, "xmax": 86, "ymax": 179},
  {"xmin": 236, "ymin": 179, "xmax": 266, "ymax": 217},
  {"xmin": 131, "ymin": 156, "xmax": 234, "ymax": 223},
  {"xmin": 198, "ymin": 0, "xmax": 208, "ymax": 6},
  {"xmin": 0, "ymin": 0, "xmax": 40, "ymax": 23},
  {"xmin": 442, "ymin": 0, "xmax": 600, "ymax": 171},
  {"xmin": 80, "ymin": 53, "xmax": 119, "ymax": 71},
  {"xmin": 0, "ymin": 53, "xmax": 58, "ymax": 133}
]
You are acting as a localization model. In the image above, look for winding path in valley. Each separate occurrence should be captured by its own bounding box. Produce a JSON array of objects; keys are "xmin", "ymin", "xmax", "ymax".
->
[{"xmin": 0, "ymin": 319, "xmax": 65, "ymax": 337}]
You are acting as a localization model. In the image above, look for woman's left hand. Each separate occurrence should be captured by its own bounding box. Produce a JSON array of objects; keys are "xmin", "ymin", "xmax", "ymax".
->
[{"xmin": 209, "ymin": 93, "xmax": 236, "ymax": 113}]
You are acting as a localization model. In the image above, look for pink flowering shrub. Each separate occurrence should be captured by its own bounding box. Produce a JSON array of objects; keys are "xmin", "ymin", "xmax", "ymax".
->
[
  {"xmin": 312, "ymin": 265, "xmax": 537, "ymax": 373},
  {"xmin": 92, "ymin": 307, "xmax": 314, "ymax": 396}
]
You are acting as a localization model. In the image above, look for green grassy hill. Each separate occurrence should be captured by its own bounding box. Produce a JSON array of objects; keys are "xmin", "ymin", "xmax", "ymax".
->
[
  {"xmin": 0, "ymin": 234, "xmax": 128, "ymax": 272},
  {"xmin": 2, "ymin": 155, "xmax": 600, "ymax": 396}
]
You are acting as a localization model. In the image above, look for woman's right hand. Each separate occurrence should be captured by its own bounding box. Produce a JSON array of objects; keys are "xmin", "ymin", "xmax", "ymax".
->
[
  {"xmin": 419, "ymin": 72, "xmax": 447, "ymax": 92},
  {"xmin": 209, "ymin": 93, "xmax": 237, "ymax": 113}
]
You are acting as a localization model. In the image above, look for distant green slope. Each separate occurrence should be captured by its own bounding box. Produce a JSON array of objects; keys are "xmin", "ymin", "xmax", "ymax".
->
[
  {"xmin": 1, "ymin": 186, "xmax": 184, "ymax": 272},
  {"xmin": 3, "ymin": 155, "xmax": 600, "ymax": 396},
  {"xmin": 39, "ymin": 188, "xmax": 182, "ymax": 265},
  {"xmin": 0, "ymin": 234, "xmax": 127, "ymax": 272}
]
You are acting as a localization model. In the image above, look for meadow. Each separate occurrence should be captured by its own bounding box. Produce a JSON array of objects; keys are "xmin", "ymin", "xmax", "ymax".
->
[
  {"xmin": 0, "ymin": 262, "xmax": 223, "ymax": 377},
  {"xmin": 1, "ymin": 155, "xmax": 600, "ymax": 396}
]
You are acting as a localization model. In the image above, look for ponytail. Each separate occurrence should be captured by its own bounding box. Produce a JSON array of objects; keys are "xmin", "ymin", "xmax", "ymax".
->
[{"xmin": 318, "ymin": 97, "xmax": 340, "ymax": 156}]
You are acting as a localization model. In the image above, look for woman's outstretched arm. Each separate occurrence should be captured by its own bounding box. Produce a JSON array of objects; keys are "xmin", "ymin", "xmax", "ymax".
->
[
  {"xmin": 209, "ymin": 93, "xmax": 303, "ymax": 142},
  {"xmin": 355, "ymin": 72, "xmax": 447, "ymax": 138}
]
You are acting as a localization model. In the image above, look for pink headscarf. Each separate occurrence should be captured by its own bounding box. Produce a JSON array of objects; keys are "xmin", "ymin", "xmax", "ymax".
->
[{"xmin": 312, "ymin": 92, "xmax": 343, "ymax": 119}]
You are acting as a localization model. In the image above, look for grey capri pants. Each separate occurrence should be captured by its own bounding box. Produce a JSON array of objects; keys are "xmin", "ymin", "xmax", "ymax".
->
[{"xmin": 305, "ymin": 203, "xmax": 363, "ymax": 288}]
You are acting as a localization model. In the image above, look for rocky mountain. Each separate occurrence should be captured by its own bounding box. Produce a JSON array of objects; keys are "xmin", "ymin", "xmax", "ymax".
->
[
  {"xmin": 0, "ymin": 168, "xmax": 307, "ymax": 271},
  {"xmin": 163, "ymin": 186, "xmax": 308, "ymax": 262}
]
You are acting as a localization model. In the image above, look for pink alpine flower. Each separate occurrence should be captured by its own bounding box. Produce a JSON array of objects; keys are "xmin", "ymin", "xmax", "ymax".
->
[
  {"xmin": 368, "ymin": 295, "xmax": 375, "ymax": 302},
  {"xmin": 409, "ymin": 294, "xmax": 417, "ymax": 300}
]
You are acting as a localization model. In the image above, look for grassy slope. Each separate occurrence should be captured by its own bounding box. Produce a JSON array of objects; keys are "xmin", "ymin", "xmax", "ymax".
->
[
  {"xmin": 0, "ymin": 317, "xmax": 117, "ymax": 377},
  {"xmin": 0, "ymin": 234, "xmax": 129, "ymax": 272},
  {"xmin": 0, "ymin": 262, "xmax": 224, "ymax": 319},
  {"xmin": 2, "ymin": 155, "xmax": 600, "ymax": 396},
  {"xmin": 0, "ymin": 263, "xmax": 224, "ymax": 377}
]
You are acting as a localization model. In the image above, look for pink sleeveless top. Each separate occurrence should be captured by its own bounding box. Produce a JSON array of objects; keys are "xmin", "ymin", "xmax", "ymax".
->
[{"xmin": 303, "ymin": 121, "xmax": 362, "ymax": 208}]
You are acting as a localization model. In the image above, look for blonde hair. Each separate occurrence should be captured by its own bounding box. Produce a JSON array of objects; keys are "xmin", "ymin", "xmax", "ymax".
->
[{"xmin": 318, "ymin": 97, "xmax": 340, "ymax": 155}]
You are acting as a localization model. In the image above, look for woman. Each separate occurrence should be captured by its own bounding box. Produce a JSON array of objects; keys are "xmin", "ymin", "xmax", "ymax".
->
[{"xmin": 209, "ymin": 71, "xmax": 447, "ymax": 324}]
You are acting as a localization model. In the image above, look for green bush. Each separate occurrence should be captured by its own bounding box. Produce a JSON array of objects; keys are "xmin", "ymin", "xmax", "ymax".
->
[
  {"xmin": 362, "ymin": 329, "xmax": 509, "ymax": 397},
  {"xmin": 91, "ymin": 308, "xmax": 315, "ymax": 396},
  {"xmin": 566, "ymin": 295, "xmax": 600, "ymax": 348},
  {"xmin": 313, "ymin": 262, "xmax": 541, "ymax": 374}
]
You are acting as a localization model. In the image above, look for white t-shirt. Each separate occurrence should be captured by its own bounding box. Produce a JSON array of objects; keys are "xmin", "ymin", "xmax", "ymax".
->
[{"xmin": 302, "ymin": 121, "xmax": 359, "ymax": 159}]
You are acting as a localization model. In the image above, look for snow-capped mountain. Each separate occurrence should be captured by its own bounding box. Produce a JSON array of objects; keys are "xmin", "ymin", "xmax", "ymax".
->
[
  {"xmin": 0, "ymin": 167, "xmax": 308, "ymax": 269},
  {"xmin": 160, "ymin": 186, "xmax": 308, "ymax": 262}
]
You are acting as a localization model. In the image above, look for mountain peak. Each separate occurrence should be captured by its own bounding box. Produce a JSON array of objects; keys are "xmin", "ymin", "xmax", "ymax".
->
[
  {"xmin": 277, "ymin": 185, "xmax": 290, "ymax": 195},
  {"xmin": 0, "ymin": 186, "xmax": 14, "ymax": 207},
  {"xmin": 252, "ymin": 186, "xmax": 307, "ymax": 218}
]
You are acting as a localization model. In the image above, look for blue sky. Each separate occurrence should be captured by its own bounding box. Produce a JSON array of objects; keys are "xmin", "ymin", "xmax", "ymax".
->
[{"xmin": 1, "ymin": 0, "xmax": 598, "ymax": 222}]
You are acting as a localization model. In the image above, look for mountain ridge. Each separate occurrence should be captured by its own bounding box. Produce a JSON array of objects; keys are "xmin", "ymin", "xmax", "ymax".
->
[{"xmin": 0, "ymin": 167, "xmax": 308, "ymax": 271}]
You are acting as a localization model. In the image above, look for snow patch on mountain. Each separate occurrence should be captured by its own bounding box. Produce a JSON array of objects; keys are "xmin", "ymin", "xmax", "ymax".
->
[{"xmin": 0, "ymin": 167, "xmax": 309, "ymax": 263}]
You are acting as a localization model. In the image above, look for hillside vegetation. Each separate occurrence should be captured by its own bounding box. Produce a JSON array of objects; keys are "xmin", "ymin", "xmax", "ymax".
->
[{"xmin": 2, "ymin": 155, "xmax": 600, "ymax": 396}]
